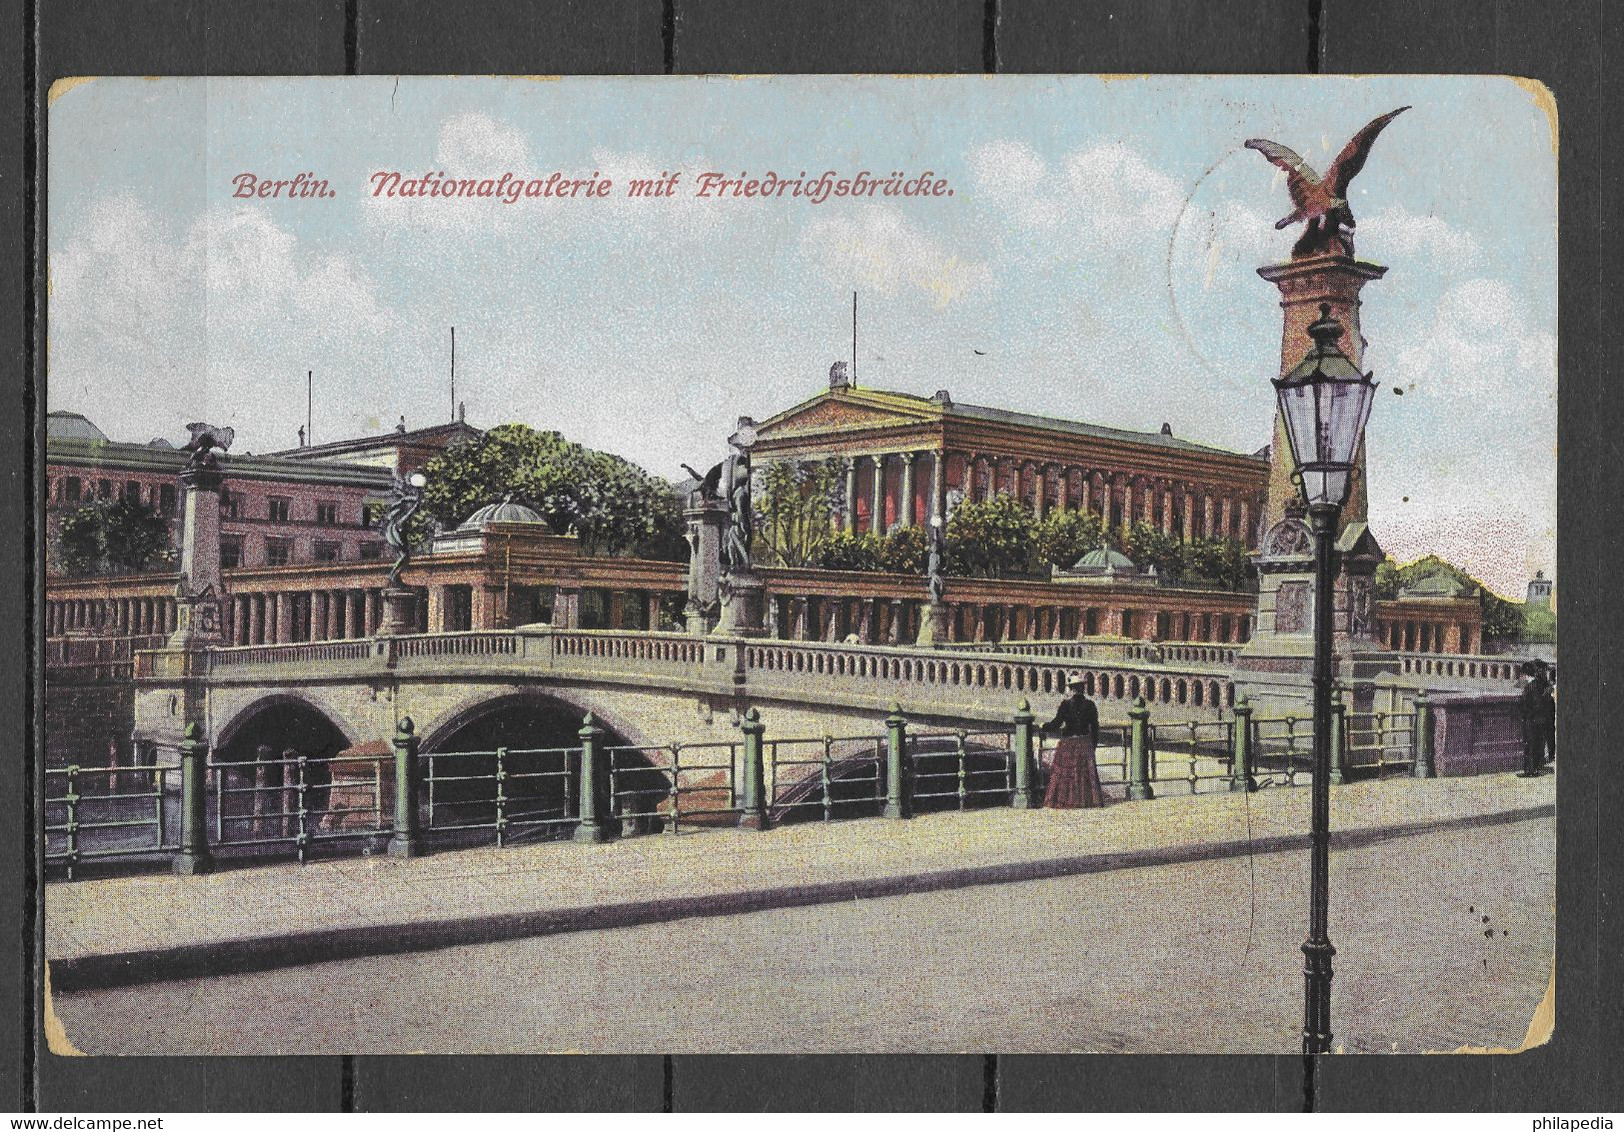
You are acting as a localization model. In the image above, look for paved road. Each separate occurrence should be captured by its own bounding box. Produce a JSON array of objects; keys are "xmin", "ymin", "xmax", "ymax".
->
[{"xmin": 51, "ymin": 814, "xmax": 1552, "ymax": 1055}]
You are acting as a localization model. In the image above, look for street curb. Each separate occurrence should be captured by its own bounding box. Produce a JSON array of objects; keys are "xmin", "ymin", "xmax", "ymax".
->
[{"xmin": 48, "ymin": 802, "xmax": 1553, "ymax": 993}]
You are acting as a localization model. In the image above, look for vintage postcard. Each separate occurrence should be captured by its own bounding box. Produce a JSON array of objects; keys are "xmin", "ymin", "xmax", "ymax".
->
[{"xmin": 40, "ymin": 75, "xmax": 1556, "ymax": 1055}]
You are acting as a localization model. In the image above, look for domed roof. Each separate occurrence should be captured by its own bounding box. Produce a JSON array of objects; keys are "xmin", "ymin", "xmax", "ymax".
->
[
  {"xmin": 1401, "ymin": 572, "xmax": 1470, "ymax": 598},
  {"xmin": 456, "ymin": 495, "xmax": 544, "ymax": 531},
  {"xmin": 1071, "ymin": 546, "xmax": 1138, "ymax": 572}
]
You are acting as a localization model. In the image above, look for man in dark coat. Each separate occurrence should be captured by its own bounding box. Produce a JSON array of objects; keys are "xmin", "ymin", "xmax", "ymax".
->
[{"xmin": 1518, "ymin": 661, "xmax": 1555, "ymax": 777}]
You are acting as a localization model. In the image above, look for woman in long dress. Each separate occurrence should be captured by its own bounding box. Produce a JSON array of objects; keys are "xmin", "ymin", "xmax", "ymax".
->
[{"xmin": 1040, "ymin": 674, "xmax": 1107, "ymax": 808}]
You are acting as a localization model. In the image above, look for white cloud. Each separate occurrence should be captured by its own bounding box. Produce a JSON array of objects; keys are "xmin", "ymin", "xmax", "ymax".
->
[
  {"xmin": 801, "ymin": 206, "xmax": 989, "ymax": 308},
  {"xmin": 50, "ymin": 195, "xmax": 397, "ymax": 448},
  {"xmin": 1359, "ymin": 204, "xmax": 1481, "ymax": 265},
  {"xmin": 969, "ymin": 139, "xmax": 1185, "ymax": 252},
  {"xmin": 1365, "ymin": 277, "xmax": 1556, "ymax": 596},
  {"xmin": 1394, "ymin": 278, "xmax": 1553, "ymax": 399},
  {"xmin": 436, "ymin": 111, "xmax": 530, "ymax": 170},
  {"xmin": 363, "ymin": 112, "xmax": 536, "ymax": 235}
]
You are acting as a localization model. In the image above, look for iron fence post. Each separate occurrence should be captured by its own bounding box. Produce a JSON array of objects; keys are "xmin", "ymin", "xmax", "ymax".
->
[
  {"xmin": 739, "ymin": 707, "xmax": 770, "ymax": 831},
  {"xmin": 1012, "ymin": 697, "xmax": 1035, "ymax": 809},
  {"xmin": 1330, "ymin": 686, "xmax": 1347, "ymax": 787},
  {"xmin": 1413, "ymin": 691, "xmax": 1435, "ymax": 778},
  {"xmin": 883, "ymin": 701, "xmax": 910, "ymax": 819},
  {"xmin": 173, "ymin": 723, "xmax": 213, "ymax": 875},
  {"xmin": 1127, "ymin": 696, "xmax": 1154, "ymax": 801},
  {"xmin": 574, "ymin": 712, "xmax": 610, "ymax": 843},
  {"xmin": 1229, "ymin": 696, "xmax": 1255, "ymax": 793},
  {"xmin": 386, "ymin": 716, "xmax": 422, "ymax": 859}
]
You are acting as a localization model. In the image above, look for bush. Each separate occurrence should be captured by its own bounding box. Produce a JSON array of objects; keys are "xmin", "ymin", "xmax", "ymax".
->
[{"xmin": 55, "ymin": 499, "xmax": 173, "ymax": 576}]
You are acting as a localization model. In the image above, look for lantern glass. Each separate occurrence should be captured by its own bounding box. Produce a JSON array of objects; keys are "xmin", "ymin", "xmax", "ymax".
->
[{"xmin": 1273, "ymin": 307, "xmax": 1378, "ymax": 507}]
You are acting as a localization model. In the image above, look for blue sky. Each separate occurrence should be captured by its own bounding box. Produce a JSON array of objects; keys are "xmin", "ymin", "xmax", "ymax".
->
[{"xmin": 47, "ymin": 75, "xmax": 1556, "ymax": 596}]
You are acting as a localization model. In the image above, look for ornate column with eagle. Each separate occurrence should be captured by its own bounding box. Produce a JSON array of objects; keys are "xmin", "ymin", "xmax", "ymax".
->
[
  {"xmin": 1235, "ymin": 109, "xmax": 1409, "ymax": 713},
  {"xmin": 168, "ymin": 423, "xmax": 233, "ymax": 649}
]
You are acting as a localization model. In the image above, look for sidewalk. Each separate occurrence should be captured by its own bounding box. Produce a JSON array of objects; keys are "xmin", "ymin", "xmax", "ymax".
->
[{"xmin": 45, "ymin": 770, "xmax": 1556, "ymax": 992}]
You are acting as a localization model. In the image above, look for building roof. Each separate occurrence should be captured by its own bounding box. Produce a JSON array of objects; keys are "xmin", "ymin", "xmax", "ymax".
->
[
  {"xmin": 1071, "ymin": 546, "xmax": 1139, "ymax": 573},
  {"xmin": 267, "ymin": 420, "xmax": 482, "ymax": 460},
  {"xmin": 1400, "ymin": 571, "xmax": 1474, "ymax": 599},
  {"xmin": 456, "ymin": 497, "xmax": 545, "ymax": 531},
  {"xmin": 755, "ymin": 386, "xmax": 1265, "ymax": 463},
  {"xmin": 46, "ymin": 411, "xmax": 109, "ymax": 443},
  {"xmin": 48, "ymin": 432, "xmax": 395, "ymax": 490}
]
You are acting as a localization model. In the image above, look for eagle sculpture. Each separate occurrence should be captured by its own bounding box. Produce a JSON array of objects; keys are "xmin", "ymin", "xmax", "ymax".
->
[
  {"xmin": 1245, "ymin": 106, "xmax": 1409, "ymax": 259},
  {"xmin": 680, "ymin": 462, "xmax": 725, "ymax": 502},
  {"xmin": 181, "ymin": 421, "xmax": 234, "ymax": 469}
]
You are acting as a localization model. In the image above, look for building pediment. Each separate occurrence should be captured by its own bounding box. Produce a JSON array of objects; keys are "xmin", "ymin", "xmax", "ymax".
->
[{"xmin": 756, "ymin": 392, "xmax": 937, "ymax": 439}]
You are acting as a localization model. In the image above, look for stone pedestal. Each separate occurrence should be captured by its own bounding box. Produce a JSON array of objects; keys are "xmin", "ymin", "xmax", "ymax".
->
[
  {"xmin": 684, "ymin": 498, "xmax": 727, "ymax": 635},
  {"xmin": 1237, "ymin": 252, "xmax": 1396, "ymax": 715},
  {"xmin": 168, "ymin": 462, "xmax": 227, "ymax": 649},
  {"xmin": 1257, "ymin": 254, "xmax": 1386, "ymax": 535},
  {"xmin": 377, "ymin": 588, "xmax": 418, "ymax": 637},
  {"xmin": 716, "ymin": 571, "xmax": 768, "ymax": 637},
  {"xmin": 915, "ymin": 601, "xmax": 950, "ymax": 647},
  {"xmin": 1235, "ymin": 519, "xmax": 1395, "ymax": 715}
]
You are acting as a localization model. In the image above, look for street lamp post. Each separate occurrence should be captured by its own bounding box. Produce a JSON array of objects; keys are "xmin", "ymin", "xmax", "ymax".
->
[{"xmin": 1272, "ymin": 302, "xmax": 1378, "ymax": 1057}]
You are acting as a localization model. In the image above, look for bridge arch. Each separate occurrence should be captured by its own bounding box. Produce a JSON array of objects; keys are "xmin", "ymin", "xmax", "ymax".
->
[
  {"xmin": 215, "ymin": 693, "xmax": 357, "ymax": 763},
  {"xmin": 418, "ymin": 689, "xmax": 638, "ymax": 755}
]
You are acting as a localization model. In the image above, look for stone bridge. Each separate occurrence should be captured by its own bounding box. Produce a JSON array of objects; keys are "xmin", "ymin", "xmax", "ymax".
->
[
  {"xmin": 129, "ymin": 627, "xmax": 1264, "ymax": 762},
  {"xmin": 129, "ymin": 624, "xmax": 1525, "ymax": 772}
]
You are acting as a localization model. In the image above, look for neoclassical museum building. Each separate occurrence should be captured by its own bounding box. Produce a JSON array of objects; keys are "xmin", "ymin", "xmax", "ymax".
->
[
  {"xmin": 43, "ymin": 375, "xmax": 1482, "ymax": 655},
  {"xmin": 751, "ymin": 364, "xmax": 1269, "ymax": 547}
]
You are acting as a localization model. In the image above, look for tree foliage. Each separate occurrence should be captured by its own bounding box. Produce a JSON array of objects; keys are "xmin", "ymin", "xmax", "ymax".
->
[
  {"xmin": 810, "ymin": 526, "xmax": 927, "ymax": 574},
  {"xmin": 56, "ymin": 499, "xmax": 173, "ymax": 576},
  {"xmin": 1123, "ymin": 521, "xmax": 1184, "ymax": 581},
  {"xmin": 944, "ymin": 494, "xmax": 1039, "ymax": 578},
  {"xmin": 1372, "ymin": 553, "xmax": 1532, "ymax": 645},
  {"xmin": 1179, "ymin": 536, "xmax": 1253, "ymax": 591},
  {"xmin": 756, "ymin": 458, "xmax": 844, "ymax": 567},
  {"xmin": 418, "ymin": 424, "xmax": 685, "ymax": 559},
  {"xmin": 1034, "ymin": 508, "xmax": 1105, "ymax": 570}
]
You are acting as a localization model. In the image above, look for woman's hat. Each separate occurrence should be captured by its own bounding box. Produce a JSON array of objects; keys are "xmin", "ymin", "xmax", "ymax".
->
[{"xmin": 1066, "ymin": 672, "xmax": 1087, "ymax": 689}]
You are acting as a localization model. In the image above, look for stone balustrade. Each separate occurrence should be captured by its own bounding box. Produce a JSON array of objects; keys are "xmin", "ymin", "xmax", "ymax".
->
[
  {"xmin": 132, "ymin": 626, "xmax": 1239, "ymax": 724},
  {"xmin": 1398, "ymin": 653, "xmax": 1523, "ymax": 684}
]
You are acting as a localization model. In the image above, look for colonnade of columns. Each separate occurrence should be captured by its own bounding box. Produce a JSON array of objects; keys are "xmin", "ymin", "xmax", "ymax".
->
[
  {"xmin": 768, "ymin": 594, "xmax": 1255, "ymax": 647},
  {"xmin": 45, "ymin": 597, "xmax": 176, "ymax": 637},
  {"xmin": 224, "ymin": 587, "xmax": 387, "ymax": 646},
  {"xmin": 822, "ymin": 449, "xmax": 1260, "ymax": 547},
  {"xmin": 1380, "ymin": 617, "xmax": 1474, "ymax": 655}
]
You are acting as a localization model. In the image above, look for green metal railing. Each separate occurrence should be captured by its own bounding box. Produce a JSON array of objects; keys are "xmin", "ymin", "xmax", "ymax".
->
[
  {"xmin": 44, "ymin": 762, "xmax": 177, "ymax": 879},
  {"xmin": 424, "ymin": 746, "xmax": 578, "ymax": 846},
  {"xmin": 607, "ymin": 740, "xmax": 741, "ymax": 835},
  {"xmin": 45, "ymin": 693, "xmax": 1426, "ymax": 881},
  {"xmin": 210, "ymin": 751, "xmax": 390, "ymax": 862},
  {"xmin": 1146, "ymin": 719, "xmax": 1238, "ymax": 795},
  {"xmin": 906, "ymin": 728, "xmax": 1018, "ymax": 812},
  {"xmin": 766, "ymin": 734, "xmax": 885, "ymax": 823}
]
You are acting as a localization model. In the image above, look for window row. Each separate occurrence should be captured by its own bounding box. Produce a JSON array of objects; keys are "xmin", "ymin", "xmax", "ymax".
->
[{"xmin": 220, "ymin": 536, "xmax": 387, "ymax": 568}]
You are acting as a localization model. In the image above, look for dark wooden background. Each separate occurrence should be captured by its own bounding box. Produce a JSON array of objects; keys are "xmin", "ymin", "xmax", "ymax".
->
[{"xmin": 5, "ymin": 0, "xmax": 1617, "ymax": 1112}]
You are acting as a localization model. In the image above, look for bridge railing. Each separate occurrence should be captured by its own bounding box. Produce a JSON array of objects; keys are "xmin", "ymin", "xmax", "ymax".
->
[
  {"xmin": 607, "ymin": 740, "xmax": 743, "ymax": 833},
  {"xmin": 1144, "ymin": 720, "xmax": 1238, "ymax": 795},
  {"xmin": 1398, "ymin": 653, "xmax": 1524, "ymax": 684},
  {"xmin": 49, "ymin": 693, "xmax": 1440, "ymax": 880},
  {"xmin": 741, "ymin": 638, "xmax": 1234, "ymax": 722},
  {"xmin": 209, "ymin": 751, "xmax": 390, "ymax": 861},
  {"xmin": 946, "ymin": 639, "xmax": 1240, "ymax": 668},
  {"xmin": 766, "ymin": 735, "xmax": 886, "ymax": 823},
  {"xmin": 44, "ymin": 761, "xmax": 178, "ymax": 880},
  {"xmin": 423, "ymin": 746, "xmax": 578, "ymax": 847}
]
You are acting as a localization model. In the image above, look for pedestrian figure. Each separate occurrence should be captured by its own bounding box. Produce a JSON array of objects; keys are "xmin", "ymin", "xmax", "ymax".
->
[
  {"xmin": 1518, "ymin": 660, "xmax": 1555, "ymax": 776},
  {"xmin": 1040, "ymin": 673, "xmax": 1107, "ymax": 808}
]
